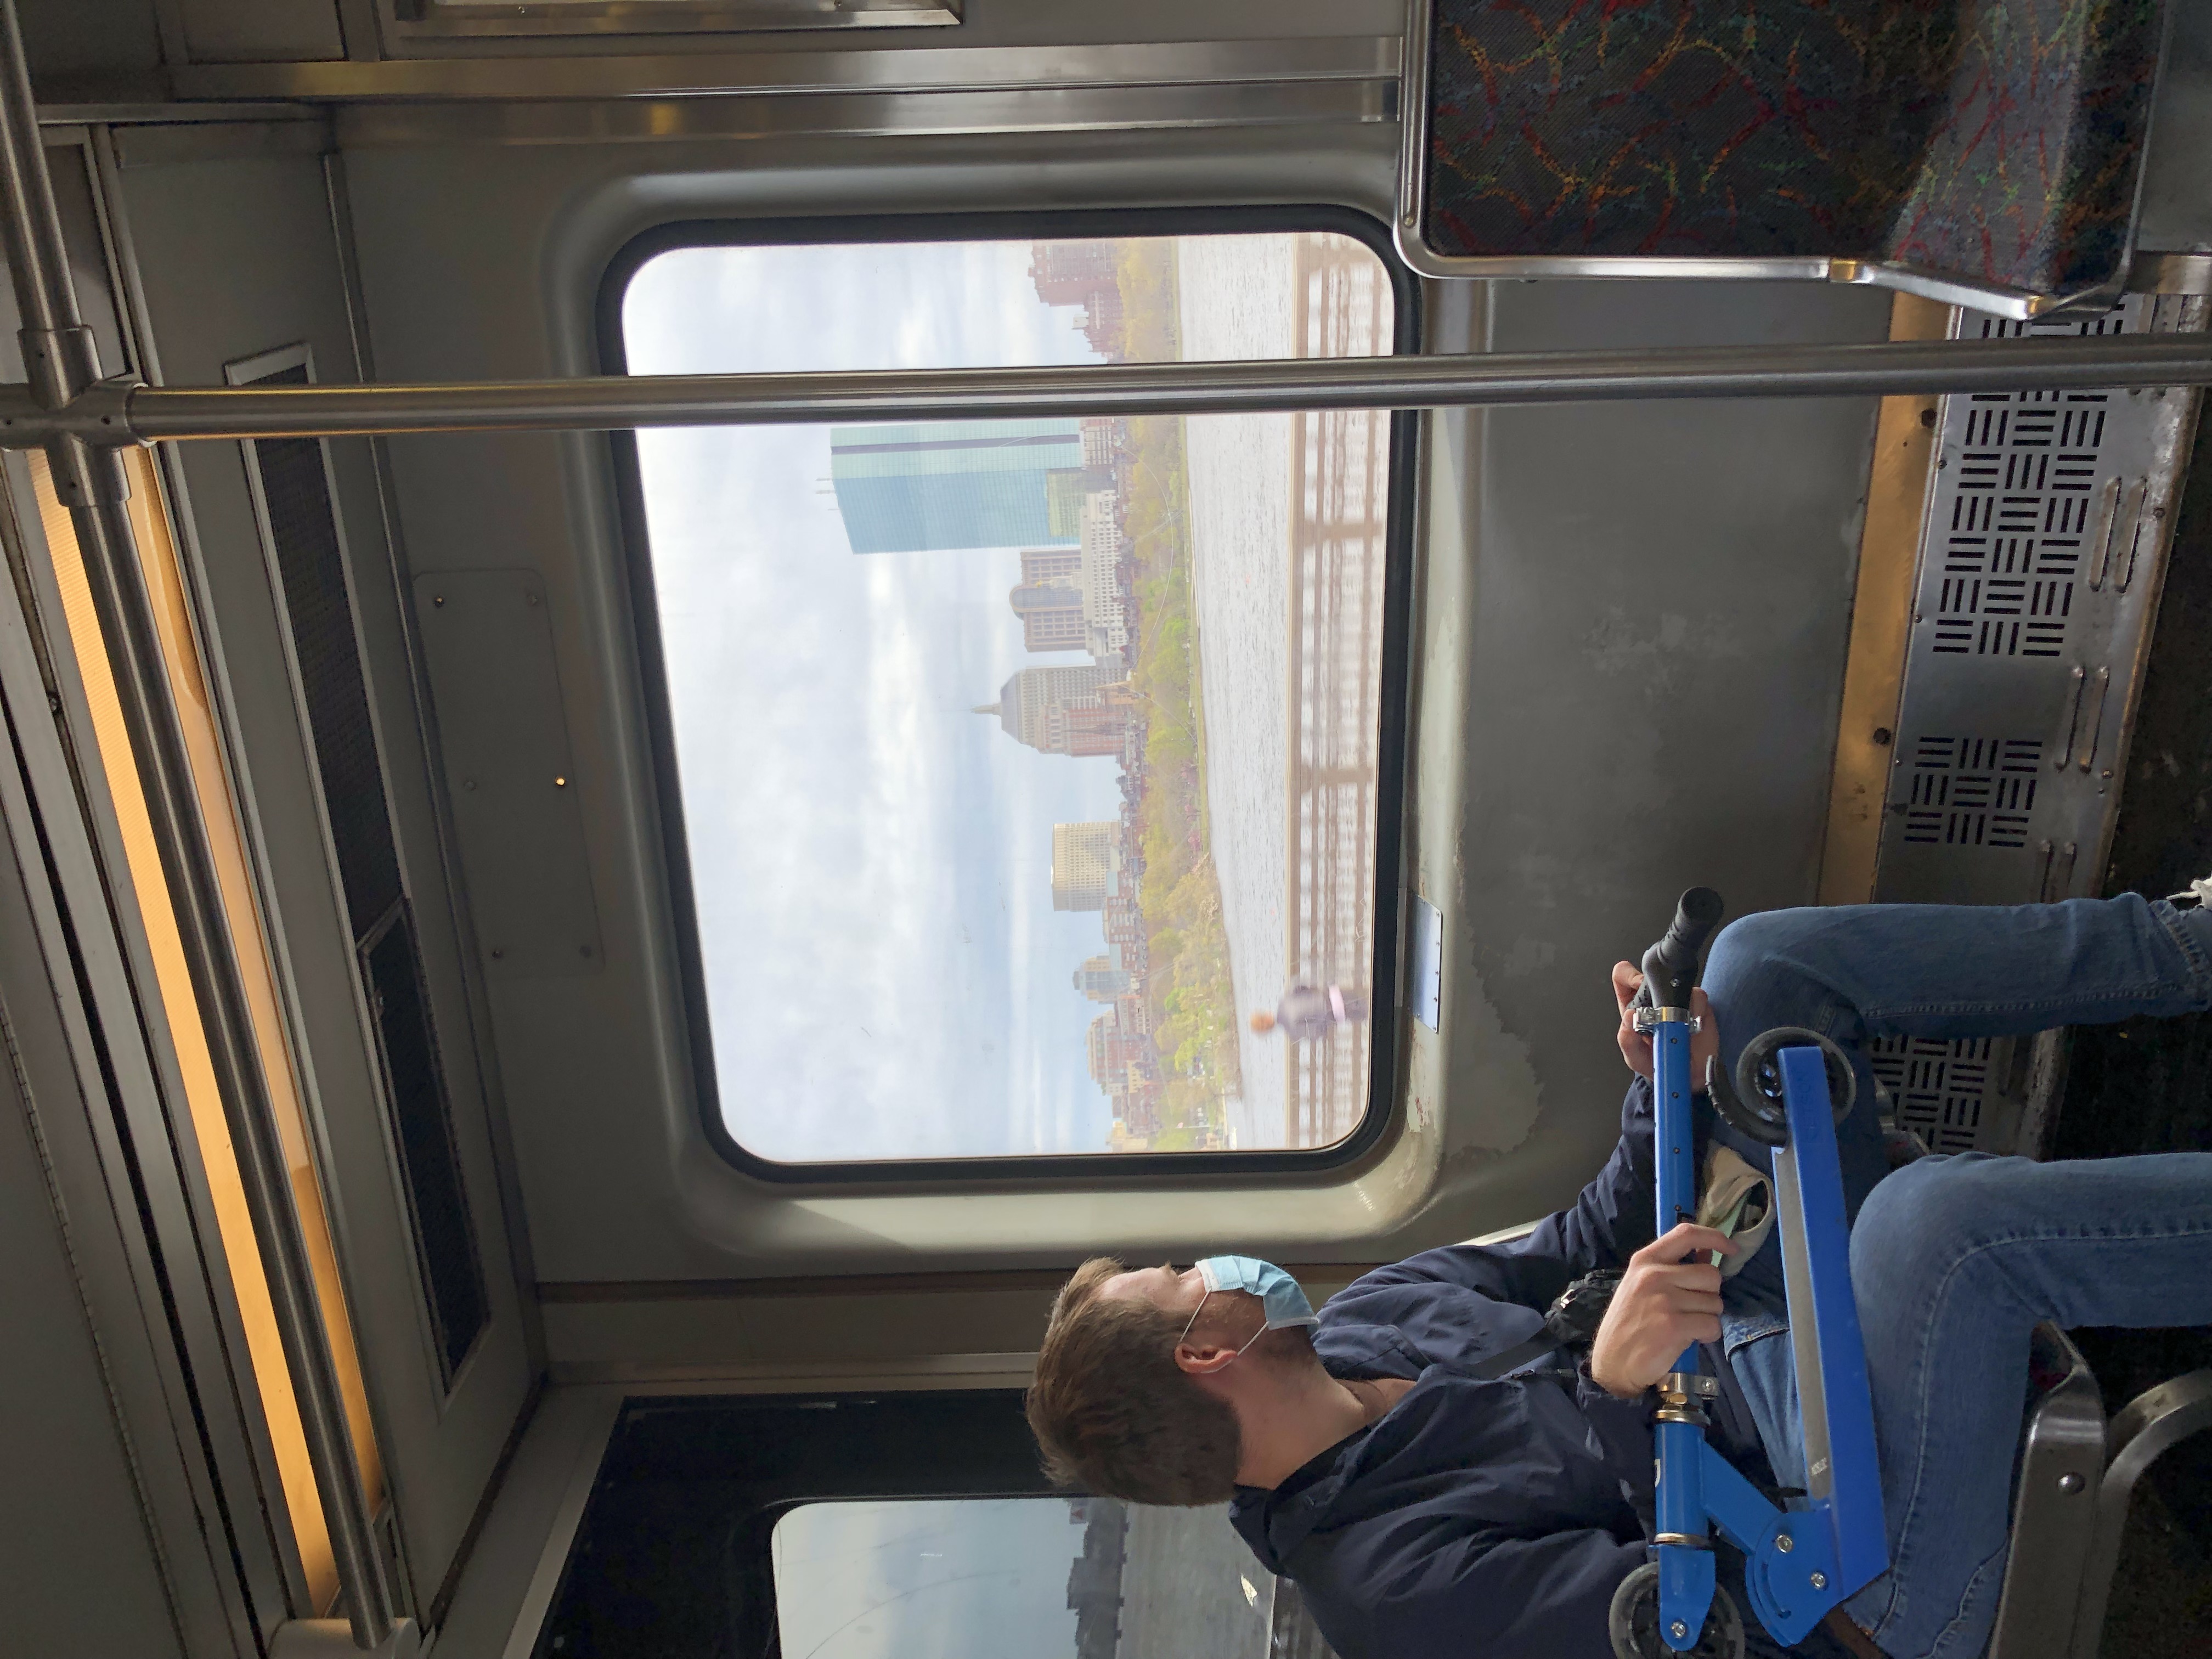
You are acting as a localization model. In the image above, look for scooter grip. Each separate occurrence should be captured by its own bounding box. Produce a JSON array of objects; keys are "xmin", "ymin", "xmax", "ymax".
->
[{"xmin": 1639, "ymin": 887, "xmax": 1724, "ymax": 1011}]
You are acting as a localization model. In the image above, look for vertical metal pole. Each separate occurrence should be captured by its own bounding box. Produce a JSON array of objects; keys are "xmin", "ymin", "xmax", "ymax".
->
[
  {"xmin": 1650, "ymin": 1015, "xmax": 1717, "ymax": 1650},
  {"xmin": 0, "ymin": 4, "xmax": 395, "ymax": 1647}
]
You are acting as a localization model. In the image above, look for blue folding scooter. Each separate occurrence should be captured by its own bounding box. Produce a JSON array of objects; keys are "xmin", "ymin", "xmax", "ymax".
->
[{"xmin": 1609, "ymin": 889, "xmax": 1890, "ymax": 1659}]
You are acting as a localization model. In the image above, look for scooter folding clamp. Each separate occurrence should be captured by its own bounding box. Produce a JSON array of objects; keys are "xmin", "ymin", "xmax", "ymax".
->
[{"xmin": 1655, "ymin": 1373, "xmax": 1718, "ymax": 1427}]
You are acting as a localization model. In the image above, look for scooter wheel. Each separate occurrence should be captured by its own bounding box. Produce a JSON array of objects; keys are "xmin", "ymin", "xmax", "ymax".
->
[
  {"xmin": 1607, "ymin": 1564, "xmax": 1746, "ymax": 1659},
  {"xmin": 1706, "ymin": 1051, "xmax": 1788, "ymax": 1147},
  {"xmin": 1729, "ymin": 1026, "xmax": 1857, "ymax": 1142}
]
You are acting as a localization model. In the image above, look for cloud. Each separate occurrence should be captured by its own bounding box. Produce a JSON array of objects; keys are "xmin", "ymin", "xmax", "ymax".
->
[{"xmin": 623, "ymin": 241, "xmax": 1117, "ymax": 1161}]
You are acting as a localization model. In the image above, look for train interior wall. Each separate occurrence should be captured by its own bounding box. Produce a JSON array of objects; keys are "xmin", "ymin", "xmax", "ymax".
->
[{"xmin": 4, "ymin": 2, "xmax": 2210, "ymax": 1656}]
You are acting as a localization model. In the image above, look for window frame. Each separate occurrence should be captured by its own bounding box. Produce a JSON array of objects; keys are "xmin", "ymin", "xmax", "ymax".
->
[{"xmin": 596, "ymin": 204, "xmax": 1421, "ymax": 1184}]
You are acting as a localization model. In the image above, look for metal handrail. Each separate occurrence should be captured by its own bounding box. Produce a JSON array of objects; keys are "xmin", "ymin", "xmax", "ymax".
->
[
  {"xmin": 0, "ymin": 1, "xmax": 396, "ymax": 1648},
  {"xmin": 0, "ymin": 335, "xmax": 2210, "ymax": 447}
]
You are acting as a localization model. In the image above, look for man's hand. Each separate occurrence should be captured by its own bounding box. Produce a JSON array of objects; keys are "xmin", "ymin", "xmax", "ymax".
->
[
  {"xmin": 1612, "ymin": 963, "xmax": 1718, "ymax": 1086},
  {"xmin": 1589, "ymin": 1223, "xmax": 1736, "ymax": 1398}
]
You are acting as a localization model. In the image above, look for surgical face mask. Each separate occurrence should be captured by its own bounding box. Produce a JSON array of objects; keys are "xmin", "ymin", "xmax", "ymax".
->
[{"xmin": 1178, "ymin": 1255, "xmax": 1319, "ymax": 1357}]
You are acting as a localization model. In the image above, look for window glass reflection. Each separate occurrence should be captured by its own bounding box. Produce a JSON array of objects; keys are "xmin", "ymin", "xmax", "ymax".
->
[{"xmin": 770, "ymin": 1497, "xmax": 1333, "ymax": 1659}]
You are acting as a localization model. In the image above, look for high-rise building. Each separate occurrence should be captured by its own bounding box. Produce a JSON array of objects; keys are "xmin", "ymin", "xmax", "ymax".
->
[
  {"xmin": 1080, "ymin": 418, "xmax": 1120, "ymax": 469},
  {"xmin": 1079, "ymin": 493, "xmax": 1128, "ymax": 656},
  {"xmin": 1074, "ymin": 950, "xmax": 1131, "ymax": 1001},
  {"xmin": 830, "ymin": 419, "xmax": 1082, "ymax": 553},
  {"xmin": 1103, "ymin": 890, "xmax": 1144, "ymax": 950},
  {"xmin": 1030, "ymin": 240, "xmax": 1117, "ymax": 301},
  {"xmin": 1045, "ymin": 466, "xmax": 1114, "ymax": 538},
  {"xmin": 1029, "ymin": 243, "xmax": 1127, "ymax": 359},
  {"xmin": 1058, "ymin": 697, "xmax": 1137, "ymax": 760},
  {"xmin": 1021, "ymin": 547, "xmax": 1082, "ymax": 584},
  {"xmin": 1064, "ymin": 1500, "xmax": 1127, "ymax": 1659},
  {"xmin": 1008, "ymin": 579, "xmax": 1086, "ymax": 652},
  {"xmin": 974, "ymin": 663, "xmax": 1131, "ymax": 758},
  {"xmin": 1052, "ymin": 821, "xmax": 1120, "ymax": 911},
  {"xmin": 1086, "ymin": 1007, "xmax": 1152, "ymax": 1088}
]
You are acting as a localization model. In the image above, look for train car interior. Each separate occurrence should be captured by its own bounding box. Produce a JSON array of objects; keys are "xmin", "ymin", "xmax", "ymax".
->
[{"xmin": 7, "ymin": 3, "xmax": 2212, "ymax": 1657}]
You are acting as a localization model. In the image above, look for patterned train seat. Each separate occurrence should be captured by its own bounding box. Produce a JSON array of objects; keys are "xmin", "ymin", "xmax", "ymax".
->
[{"xmin": 1403, "ymin": 0, "xmax": 2169, "ymax": 313}]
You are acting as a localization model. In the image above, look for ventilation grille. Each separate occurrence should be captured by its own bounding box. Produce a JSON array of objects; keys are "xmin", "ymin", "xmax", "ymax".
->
[
  {"xmin": 1902, "ymin": 736, "xmax": 2042, "ymax": 848},
  {"xmin": 1868, "ymin": 1034, "xmax": 2000, "ymax": 1155},
  {"xmin": 1932, "ymin": 312, "xmax": 2131, "ymax": 662},
  {"xmin": 244, "ymin": 359, "xmax": 487, "ymax": 1386}
]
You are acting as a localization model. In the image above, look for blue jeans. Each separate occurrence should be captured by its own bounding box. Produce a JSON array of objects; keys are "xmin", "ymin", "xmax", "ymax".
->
[{"xmin": 1699, "ymin": 896, "xmax": 2212, "ymax": 1659}]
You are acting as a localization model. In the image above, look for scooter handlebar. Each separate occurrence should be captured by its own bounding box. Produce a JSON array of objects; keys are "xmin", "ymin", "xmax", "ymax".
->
[{"xmin": 1638, "ymin": 887, "xmax": 1724, "ymax": 1011}]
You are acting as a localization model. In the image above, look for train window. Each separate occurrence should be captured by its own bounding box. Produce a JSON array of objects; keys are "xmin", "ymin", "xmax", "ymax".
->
[
  {"xmin": 612, "ymin": 218, "xmax": 1408, "ymax": 1169},
  {"xmin": 770, "ymin": 1496, "xmax": 1280, "ymax": 1659}
]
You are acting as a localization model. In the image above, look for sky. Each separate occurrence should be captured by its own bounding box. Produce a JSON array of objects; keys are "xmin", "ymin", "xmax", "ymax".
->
[{"xmin": 623, "ymin": 240, "xmax": 1124, "ymax": 1162}]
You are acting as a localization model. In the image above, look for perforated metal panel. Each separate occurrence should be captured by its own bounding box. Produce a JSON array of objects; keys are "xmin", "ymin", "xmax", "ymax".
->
[
  {"xmin": 1870, "ymin": 294, "xmax": 2207, "ymax": 1153},
  {"xmin": 1880, "ymin": 296, "xmax": 2204, "ymax": 910},
  {"xmin": 1867, "ymin": 1032, "xmax": 2018, "ymax": 1156}
]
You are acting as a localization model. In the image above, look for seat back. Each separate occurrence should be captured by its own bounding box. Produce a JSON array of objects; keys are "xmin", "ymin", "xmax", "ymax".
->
[
  {"xmin": 1398, "ymin": 0, "xmax": 2172, "ymax": 317},
  {"xmin": 1987, "ymin": 1323, "xmax": 2107, "ymax": 1658},
  {"xmin": 1985, "ymin": 1324, "xmax": 2212, "ymax": 1658},
  {"xmin": 2067, "ymin": 1363, "xmax": 2212, "ymax": 1655}
]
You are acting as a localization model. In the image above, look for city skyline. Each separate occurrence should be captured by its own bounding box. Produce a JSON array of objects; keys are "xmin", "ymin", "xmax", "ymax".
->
[
  {"xmin": 624, "ymin": 234, "xmax": 1125, "ymax": 1162},
  {"xmin": 623, "ymin": 228, "xmax": 1331, "ymax": 1163},
  {"xmin": 957, "ymin": 404, "xmax": 1172, "ymax": 1146},
  {"xmin": 818, "ymin": 254, "xmax": 1158, "ymax": 1148}
]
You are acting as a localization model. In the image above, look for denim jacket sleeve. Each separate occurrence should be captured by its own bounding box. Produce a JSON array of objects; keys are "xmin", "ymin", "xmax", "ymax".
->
[{"xmin": 1340, "ymin": 1078, "xmax": 1667, "ymax": 1309}]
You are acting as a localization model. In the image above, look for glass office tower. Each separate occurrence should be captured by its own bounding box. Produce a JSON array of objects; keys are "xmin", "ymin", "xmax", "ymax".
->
[{"xmin": 830, "ymin": 419, "xmax": 1084, "ymax": 553}]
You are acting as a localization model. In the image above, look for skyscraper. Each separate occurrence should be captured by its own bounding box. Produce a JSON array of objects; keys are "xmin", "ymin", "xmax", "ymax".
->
[
  {"xmin": 1009, "ymin": 580, "xmax": 1086, "ymax": 652},
  {"xmin": 1078, "ymin": 493, "xmax": 1128, "ymax": 657},
  {"xmin": 1021, "ymin": 547, "xmax": 1082, "ymax": 584},
  {"xmin": 830, "ymin": 419, "xmax": 1083, "ymax": 554},
  {"xmin": 1052, "ymin": 821, "xmax": 1120, "ymax": 911},
  {"xmin": 973, "ymin": 664, "xmax": 1106, "ymax": 754},
  {"xmin": 1074, "ymin": 950, "xmax": 1132, "ymax": 1001},
  {"xmin": 1045, "ymin": 466, "xmax": 1114, "ymax": 538}
]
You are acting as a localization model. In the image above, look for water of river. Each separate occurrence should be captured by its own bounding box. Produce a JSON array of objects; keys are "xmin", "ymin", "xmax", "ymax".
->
[{"xmin": 1177, "ymin": 236, "xmax": 1297, "ymax": 1149}]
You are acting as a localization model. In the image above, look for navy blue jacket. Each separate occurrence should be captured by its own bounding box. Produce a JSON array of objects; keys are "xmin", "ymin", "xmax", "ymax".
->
[{"xmin": 1229, "ymin": 1077, "xmax": 1880, "ymax": 1659}]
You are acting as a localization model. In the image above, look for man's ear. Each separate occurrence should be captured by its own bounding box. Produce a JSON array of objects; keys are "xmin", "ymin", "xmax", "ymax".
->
[{"xmin": 1173, "ymin": 1339, "xmax": 1242, "ymax": 1377}]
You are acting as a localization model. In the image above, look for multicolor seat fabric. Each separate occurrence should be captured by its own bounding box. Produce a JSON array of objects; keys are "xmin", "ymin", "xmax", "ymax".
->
[{"xmin": 1417, "ymin": 0, "xmax": 2168, "ymax": 306}]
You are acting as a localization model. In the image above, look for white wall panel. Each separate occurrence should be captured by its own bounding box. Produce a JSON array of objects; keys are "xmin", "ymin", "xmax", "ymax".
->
[{"xmin": 0, "ymin": 974, "xmax": 183, "ymax": 1658}]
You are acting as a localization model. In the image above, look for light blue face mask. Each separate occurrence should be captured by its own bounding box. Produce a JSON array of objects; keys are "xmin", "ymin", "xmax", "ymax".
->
[{"xmin": 1179, "ymin": 1255, "xmax": 1319, "ymax": 1356}]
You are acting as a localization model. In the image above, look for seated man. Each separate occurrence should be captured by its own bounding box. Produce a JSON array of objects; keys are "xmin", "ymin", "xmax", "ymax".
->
[{"xmin": 1026, "ymin": 894, "xmax": 2212, "ymax": 1659}]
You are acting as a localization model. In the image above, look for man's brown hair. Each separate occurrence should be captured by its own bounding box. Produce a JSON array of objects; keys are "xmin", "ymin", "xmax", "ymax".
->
[{"xmin": 1025, "ymin": 1257, "xmax": 1242, "ymax": 1506}]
